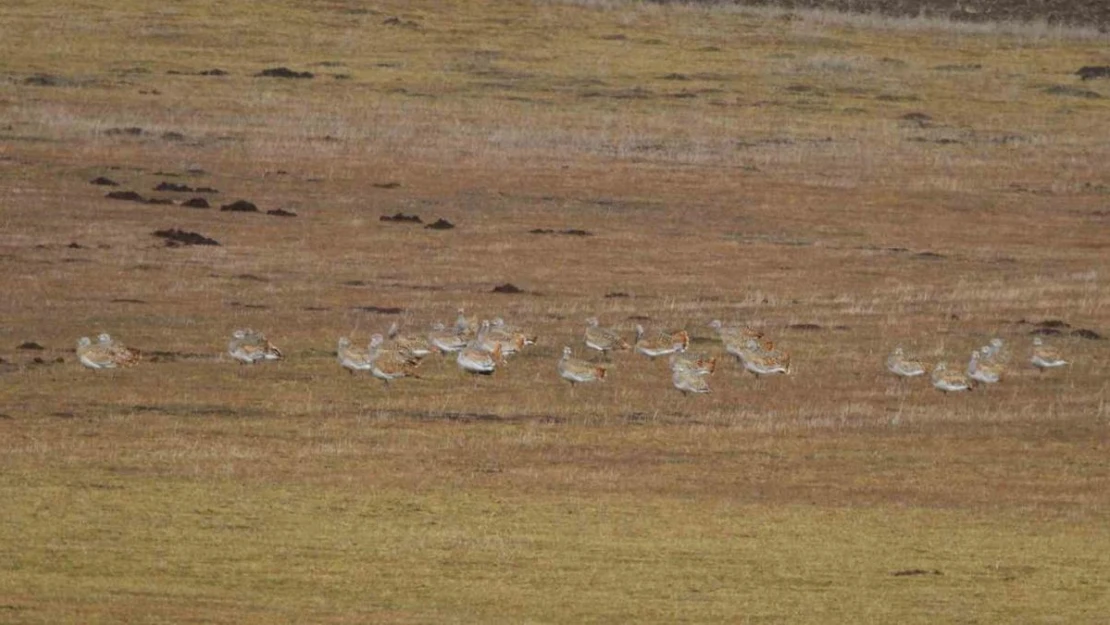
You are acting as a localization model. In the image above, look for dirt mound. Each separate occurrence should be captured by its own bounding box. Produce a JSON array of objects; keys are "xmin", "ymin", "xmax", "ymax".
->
[
  {"xmin": 256, "ymin": 67, "xmax": 314, "ymax": 79},
  {"xmin": 425, "ymin": 218, "xmax": 455, "ymax": 230},
  {"xmin": 381, "ymin": 212, "xmax": 422, "ymax": 223},
  {"xmin": 152, "ymin": 228, "xmax": 220, "ymax": 247},
  {"xmin": 220, "ymin": 200, "xmax": 258, "ymax": 213}
]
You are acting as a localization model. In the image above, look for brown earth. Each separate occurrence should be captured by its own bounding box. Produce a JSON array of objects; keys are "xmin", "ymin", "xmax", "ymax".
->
[{"xmin": 1, "ymin": 0, "xmax": 1108, "ymax": 622}]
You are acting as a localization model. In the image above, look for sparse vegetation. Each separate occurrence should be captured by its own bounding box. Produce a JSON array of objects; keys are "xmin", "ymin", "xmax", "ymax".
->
[{"xmin": 1, "ymin": 0, "xmax": 1108, "ymax": 622}]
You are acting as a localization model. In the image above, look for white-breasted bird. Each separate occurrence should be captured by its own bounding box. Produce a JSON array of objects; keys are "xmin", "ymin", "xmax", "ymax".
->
[
  {"xmin": 1030, "ymin": 337, "xmax": 1068, "ymax": 373},
  {"xmin": 337, "ymin": 336, "xmax": 373, "ymax": 373},
  {"xmin": 931, "ymin": 362, "xmax": 971, "ymax": 393},
  {"xmin": 557, "ymin": 346, "xmax": 607, "ymax": 386},
  {"xmin": 887, "ymin": 346, "xmax": 926, "ymax": 378},
  {"xmin": 228, "ymin": 329, "xmax": 283, "ymax": 364}
]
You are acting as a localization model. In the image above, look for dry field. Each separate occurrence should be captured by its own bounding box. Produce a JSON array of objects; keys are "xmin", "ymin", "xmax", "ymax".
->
[{"xmin": 2, "ymin": 0, "xmax": 1109, "ymax": 622}]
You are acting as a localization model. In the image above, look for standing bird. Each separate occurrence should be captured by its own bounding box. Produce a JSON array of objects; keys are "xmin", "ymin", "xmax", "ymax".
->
[
  {"xmin": 557, "ymin": 346, "xmax": 607, "ymax": 386},
  {"xmin": 1030, "ymin": 337, "xmax": 1068, "ymax": 373},
  {"xmin": 983, "ymin": 338, "xmax": 1006, "ymax": 363},
  {"xmin": 737, "ymin": 338, "xmax": 791, "ymax": 377},
  {"xmin": 428, "ymin": 322, "xmax": 468, "ymax": 354},
  {"xmin": 367, "ymin": 334, "xmax": 420, "ymax": 385},
  {"xmin": 491, "ymin": 318, "xmax": 537, "ymax": 348},
  {"xmin": 634, "ymin": 324, "xmax": 689, "ymax": 359},
  {"xmin": 457, "ymin": 322, "xmax": 502, "ymax": 375},
  {"xmin": 337, "ymin": 336, "xmax": 373, "ymax": 374},
  {"xmin": 386, "ymin": 321, "xmax": 435, "ymax": 359},
  {"xmin": 672, "ymin": 367, "xmax": 711, "ymax": 396},
  {"xmin": 669, "ymin": 352, "xmax": 717, "ymax": 377},
  {"xmin": 483, "ymin": 319, "xmax": 527, "ymax": 357},
  {"xmin": 967, "ymin": 348, "xmax": 1002, "ymax": 385},
  {"xmin": 708, "ymin": 320, "xmax": 763, "ymax": 345},
  {"xmin": 76, "ymin": 335, "xmax": 140, "ymax": 369},
  {"xmin": 584, "ymin": 317, "xmax": 630, "ymax": 359},
  {"xmin": 454, "ymin": 308, "xmax": 478, "ymax": 337},
  {"xmin": 886, "ymin": 346, "xmax": 926, "ymax": 379},
  {"xmin": 96, "ymin": 333, "xmax": 142, "ymax": 367},
  {"xmin": 228, "ymin": 329, "xmax": 283, "ymax": 364},
  {"xmin": 931, "ymin": 362, "xmax": 971, "ymax": 393},
  {"xmin": 457, "ymin": 342, "xmax": 501, "ymax": 375}
]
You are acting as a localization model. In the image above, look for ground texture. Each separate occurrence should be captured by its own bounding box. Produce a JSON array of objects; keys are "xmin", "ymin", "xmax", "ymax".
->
[{"xmin": 1, "ymin": 0, "xmax": 1108, "ymax": 622}]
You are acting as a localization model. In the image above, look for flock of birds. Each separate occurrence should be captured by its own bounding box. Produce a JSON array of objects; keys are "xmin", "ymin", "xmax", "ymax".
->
[
  {"xmin": 887, "ymin": 336, "xmax": 1069, "ymax": 393},
  {"xmin": 74, "ymin": 309, "xmax": 1071, "ymax": 395}
]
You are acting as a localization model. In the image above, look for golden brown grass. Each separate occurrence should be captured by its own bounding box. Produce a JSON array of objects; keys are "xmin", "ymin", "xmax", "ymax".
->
[{"xmin": 1, "ymin": 0, "xmax": 1109, "ymax": 622}]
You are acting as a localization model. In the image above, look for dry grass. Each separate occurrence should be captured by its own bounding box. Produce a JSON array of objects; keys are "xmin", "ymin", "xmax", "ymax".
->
[{"xmin": 1, "ymin": 0, "xmax": 1109, "ymax": 622}]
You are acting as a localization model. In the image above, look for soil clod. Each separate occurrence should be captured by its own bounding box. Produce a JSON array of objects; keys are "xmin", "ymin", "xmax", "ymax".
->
[
  {"xmin": 220, "ymin": 200, "xmax": 259, "ymax": 213},
  {"xmin": 425, "ymin": 218, "xmax": 455, "ymax": 230},
  {"xmin": 152, "ymin": 228, "xmax": 220, "ymax": 247},
  {"xmin": 351, "ymin": 306, "xmax": 405, "ymax": 314},
  {"xmin": 1077, "ymin": 66, "xmax": 1110, "ymax": 81},
  {"xmin": 492, "ymin": 283, "xmax": 524, "ymax": 294},
  {"xmin": 106, "ymin": 190, "xmax": 145, "ymax": 202},
  {"xmin": 256, "ymin": 67, "xmax": 314, "ymax": 79}
]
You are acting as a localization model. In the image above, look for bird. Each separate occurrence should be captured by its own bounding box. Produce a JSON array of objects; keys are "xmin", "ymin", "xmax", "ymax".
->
[
  {"xmin": 483, "ymin": 319, "xmax": 527, "ymax": 357},
  {"xmin": 457, "ymin": 341, "xmax": 501, "ymax": 375},
  {"xmin": 669, "ymin": 351, "xmax": 717, "ymax": 377},
  {"xmin": 96, "ymin": 333, "xmax": 142, "ymax": 367},
  {"xmin": 228, "ymin": 329, "xmax": 283, "ymax": 364},
  {"xmin": 386, "ymin": 321, "xmax": 435, "ymax": 359},
  {"xmin": 491, "ymin": 317, "xmax": 537, "ymax": 348},
  {"xmin": 456, "ymin": 322, "xmax": 502, "ymax": 375},
  {"xmin": 672, "ymin": 367, "xmax": 710, "ymax": 396},
  {"xmin": 428, "ymin": 322, "xmax": 468, "ymax": 354},
  {"xmin": 634, "ymin": 324, "xmax": 689, "ymax": 359},
  {"xmin": 367, "ymin": 333, "xmax": 420, "ymax": 385},
  {"xmin": 887, "ymin": 346, "xmax": 926, "ymax": 378},
  {"xmin": 737, "ymin": 338, "xmax": 790, "ymax": 377},
  {"xmin": 708, "ymin": 320, "xmax": 763, "ymax": 345},
  {"xmin": 454, "ymin": 308, "xmax": 477, "ymax": 337},
  {"xmin": 584, "ymin": 317, "xmax": 630, "ymax": 358},
  {"xmin": 77, "ymin": 336, "xmax": 114, "ymax": 369},
  {"xmin": 931, "ymin": 362, "xmax": 971, "ymax": 393},
  {"xmin": 76, "ymin": 335, "xmax": 140, "ymax": 369},
  {"xmin": 1030, "ymin": 337, "xmax": 1068, "ymax": 373},
  {"xmin": 557, "ymin": 346, "xmax": 607, "ymax": 386},
  {"xmin": 722, "ymin": 332, "xmax": 775, "ymax": 365},
  {"xmin": 337, "ymin": 336, "xmax": 373, "ymax": 373},
  {"xmin": 967, "ymin": 348, "xmax": 1002, "ymax": 385},
  {"xmin": 984, "ymin": 337, "xmax": 1005, "ymax": 361}
]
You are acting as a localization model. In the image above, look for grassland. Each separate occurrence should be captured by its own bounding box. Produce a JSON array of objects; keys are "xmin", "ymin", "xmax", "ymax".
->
[{"xmin": 1, "ymin": 0, "xmax": 1109, "ymax": 622}]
